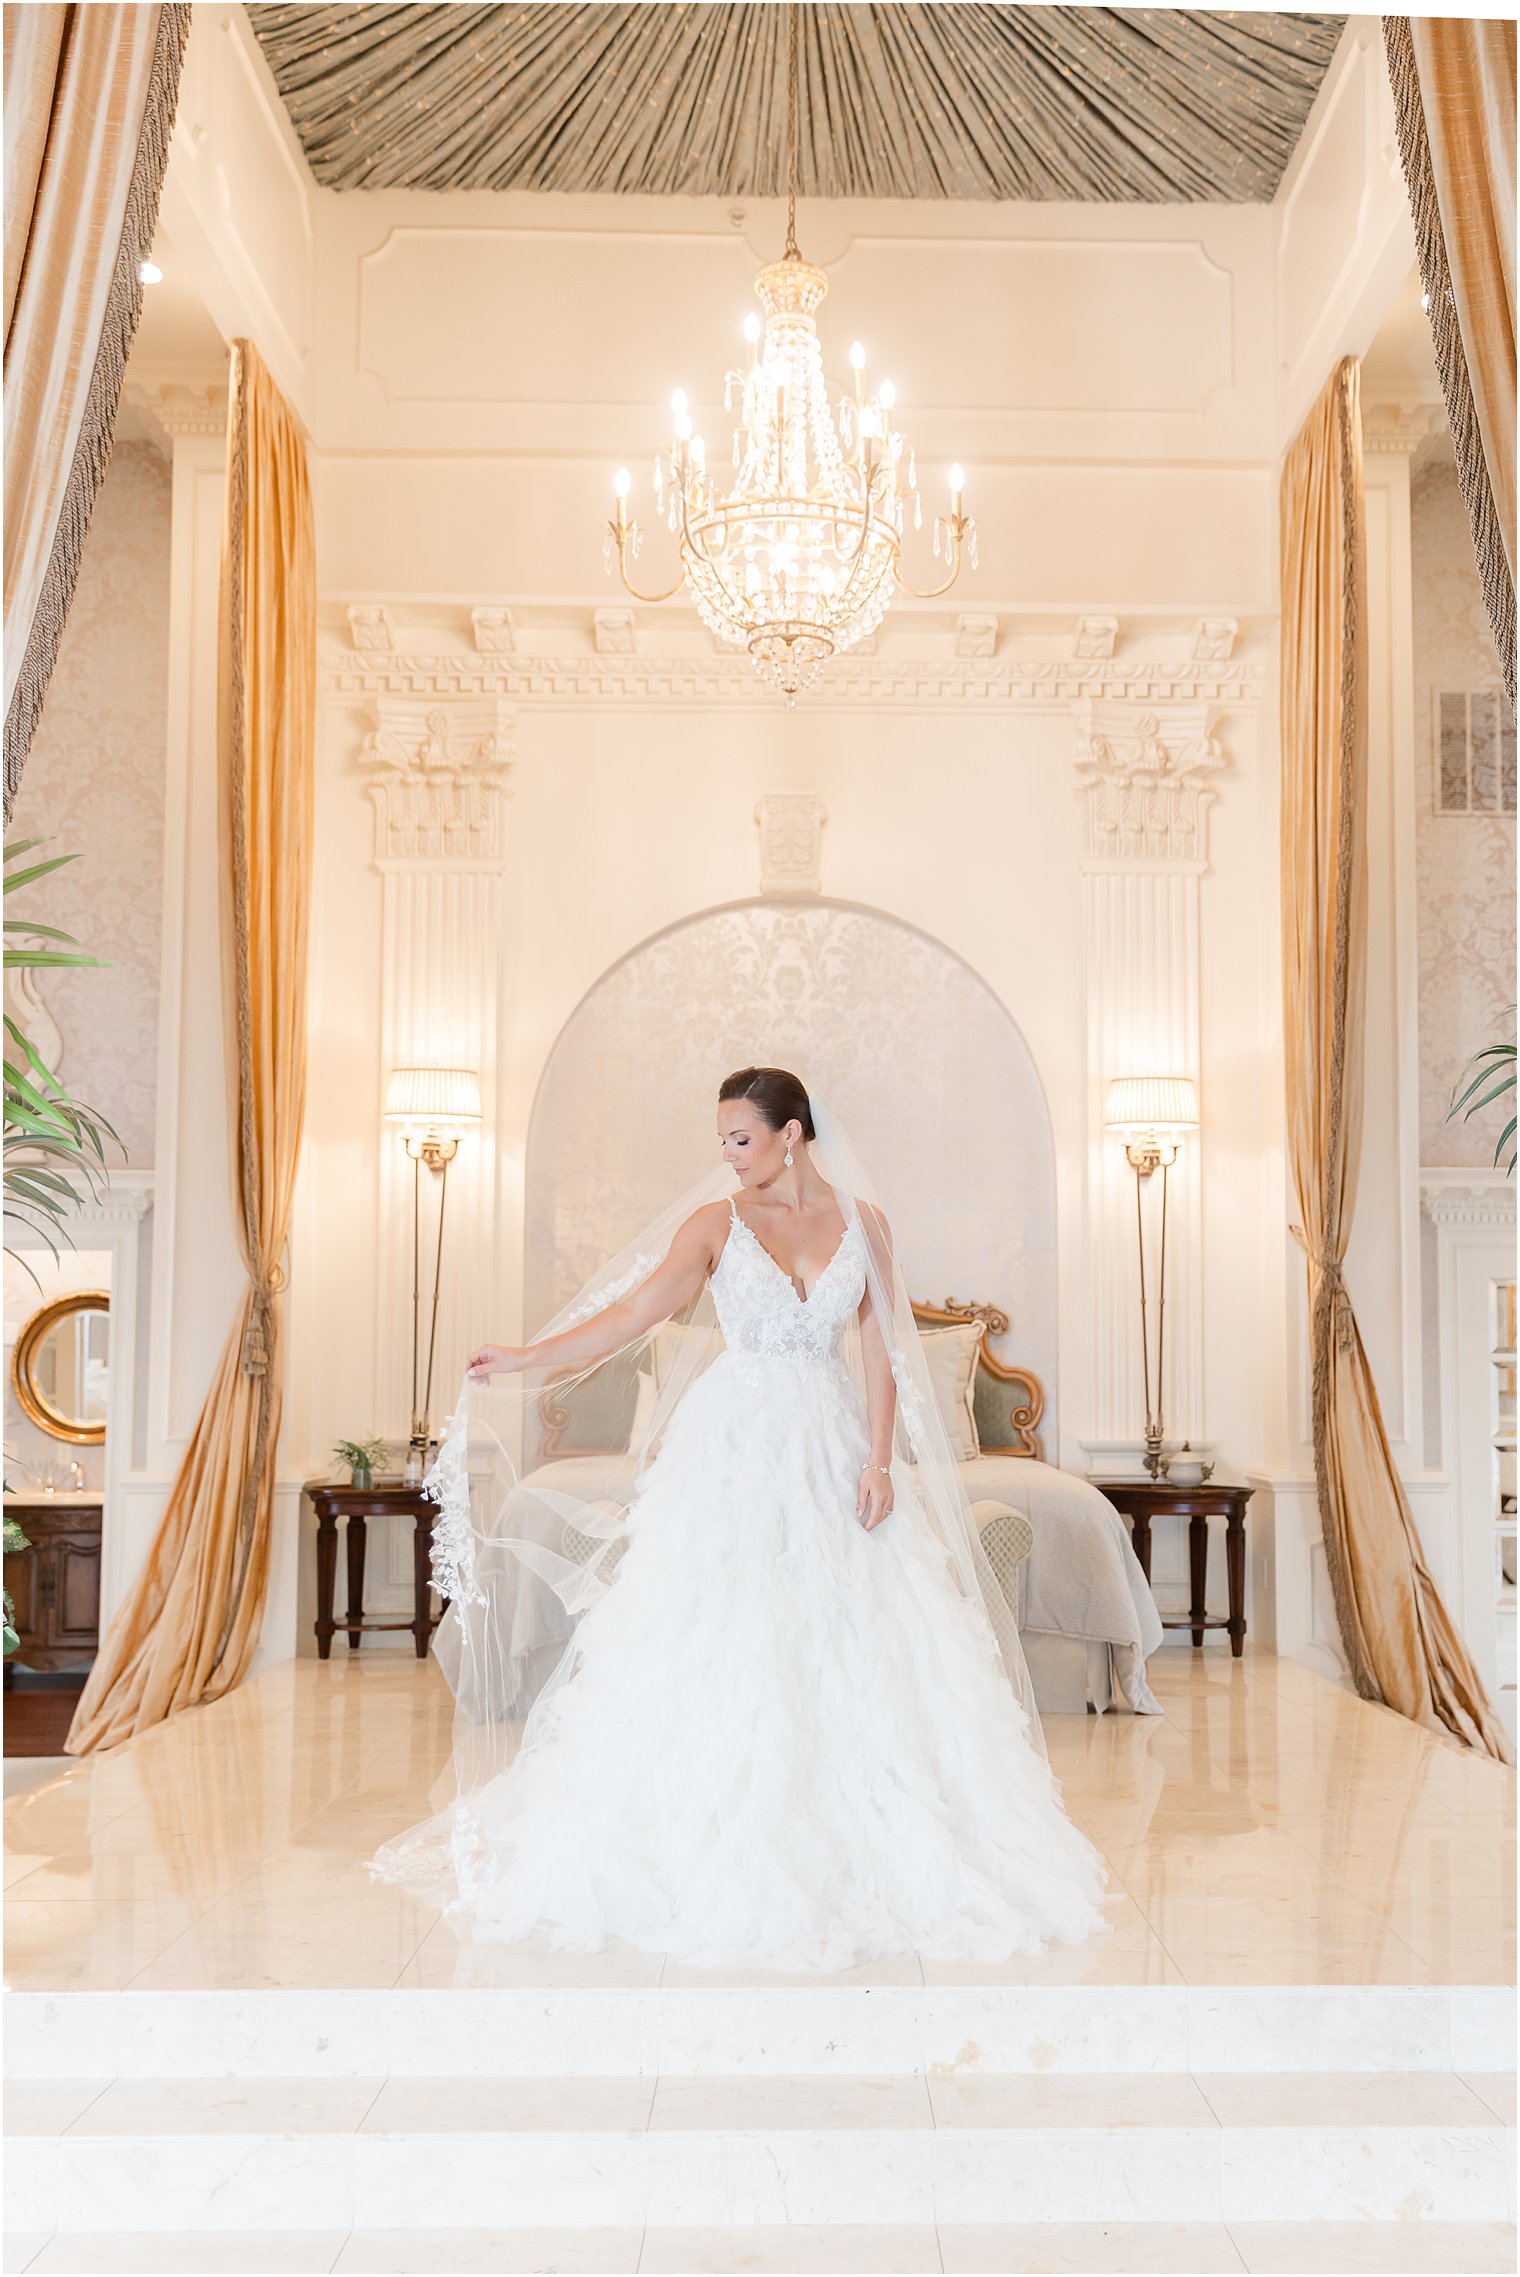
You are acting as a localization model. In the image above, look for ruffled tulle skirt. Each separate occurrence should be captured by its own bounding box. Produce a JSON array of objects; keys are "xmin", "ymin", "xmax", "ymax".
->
[{"xmin": 396, "ymin": 1348, "xmax": 1111, "ymax": 1972}]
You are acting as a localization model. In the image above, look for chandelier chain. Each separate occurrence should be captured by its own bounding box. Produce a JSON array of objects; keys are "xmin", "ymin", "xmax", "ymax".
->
[{"xmin": 784, "ymin": 1, "xmax": 800, "ymax": 260}]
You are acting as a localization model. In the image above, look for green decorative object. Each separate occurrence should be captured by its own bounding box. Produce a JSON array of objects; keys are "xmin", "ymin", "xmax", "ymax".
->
[
  {"xmin": 333, "ymin": 1435, "xmax": 389, "ymax": 1490},
  {"xmin": 4, "ymin": 839, "xmax": 125, "ymax": 1286},
  {"xmin": 1449, "ymin": 1011, "xmax": 1516, "ymax": 1176},
  {"xmin": 3, "ymin": 1516, "xmax": 30, "ymax": 1657}
]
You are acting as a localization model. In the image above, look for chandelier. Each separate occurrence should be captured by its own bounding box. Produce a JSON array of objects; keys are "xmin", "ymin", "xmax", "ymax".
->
[{"xmin": 604, "ymin": 6, "xmax": 976, "ymax": 704}]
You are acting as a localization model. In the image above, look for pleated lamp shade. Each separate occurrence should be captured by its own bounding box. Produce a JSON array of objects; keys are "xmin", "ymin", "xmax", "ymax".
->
[
  {"xmin": 1104, "ymin": 1075, "xmax": 1199, "ymax": 1136},
  {"xmin": 383, "ymin": 1066, "xmax": 482, "ymax": 1125}
]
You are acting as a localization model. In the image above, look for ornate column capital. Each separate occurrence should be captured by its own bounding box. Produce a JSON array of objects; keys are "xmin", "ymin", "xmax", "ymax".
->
[
  {"xmin": 359, "ymin": 699, "xmax": 514, "ymax": 865},
  {"xmin": 1072, "ymin": 700, "xmax": 1229, "ymax": 867}
]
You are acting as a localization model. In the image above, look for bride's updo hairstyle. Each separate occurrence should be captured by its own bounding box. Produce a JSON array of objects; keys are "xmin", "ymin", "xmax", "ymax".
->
[{"xmin": 718, "ymin": 1065, "xmax": 816, "ymax": 1142}]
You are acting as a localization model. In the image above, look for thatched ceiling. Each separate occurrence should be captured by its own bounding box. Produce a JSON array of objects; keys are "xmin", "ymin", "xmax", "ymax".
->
[{"xmin": 248, "ymin": 4, "xmax": 1344, "ymax": 203}]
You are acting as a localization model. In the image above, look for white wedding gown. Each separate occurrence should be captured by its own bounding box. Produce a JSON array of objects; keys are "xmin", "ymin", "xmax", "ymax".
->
[{"xmin": 399, "ymin": 1203, "xmax": 1112, "ymax": 1971}]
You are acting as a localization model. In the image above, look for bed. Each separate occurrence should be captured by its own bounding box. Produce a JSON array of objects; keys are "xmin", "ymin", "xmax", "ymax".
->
[
  {"xmin": 909, "ymin": 1298, "xmax": 1162, "ymax": 1715},
  {"xmin": 498, "ymin": 1296, "xmax": 1163, "ymax": 1718}
]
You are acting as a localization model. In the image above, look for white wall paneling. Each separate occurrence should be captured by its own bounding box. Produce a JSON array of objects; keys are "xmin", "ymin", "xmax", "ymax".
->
[
  {"xmin": 1075, "ymin": 699, "xmax": 1220, "ymax": 1460},
  {"xmin": 368, "ymin": 706, "xmax": 510, "ymax": 1437},
  {"xmin": 1423, "ymin": 1172, "xmax": 1518, "ymax": 1734},
  {"xmin": 1274, "ymin": 19, "xmax": 1415, "ymax": 445},
  {"xmin": 158, "ymin": 4, "xmax": 316, "ymax": 422}
]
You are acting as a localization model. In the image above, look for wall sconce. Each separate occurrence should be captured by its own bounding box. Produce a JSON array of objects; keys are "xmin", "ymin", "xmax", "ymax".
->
[
  {"xmin": 1104, "ymin": 1075, "xmax": 1200, "ymax": 1478},
  {"xmin": 383, "ymin": 1065, "xmax": 481, "ymax": 1480}
]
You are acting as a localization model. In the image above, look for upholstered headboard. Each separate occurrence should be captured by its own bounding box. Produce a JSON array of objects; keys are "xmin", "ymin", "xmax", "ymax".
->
[
  {"xmin": 910, "ymin": 1298, "xmax": 1045, "ymax": 1461},
  {"xmin": 538, "ymin": 1299, "xmax": 1046, "ymax": 1463}
]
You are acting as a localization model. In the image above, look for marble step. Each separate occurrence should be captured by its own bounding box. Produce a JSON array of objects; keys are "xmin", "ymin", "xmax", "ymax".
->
[
  {"xmin": 5, "ymin": 2074, "xmax": 1514, "ymax": 2232},
  {"xmin": 3, "ymin": 2228, "xmax": 1520, "ymax": 2276},
  {"xmin": 7, "ymin": 1983, "xmax": 1512, "ymax": 2081}
]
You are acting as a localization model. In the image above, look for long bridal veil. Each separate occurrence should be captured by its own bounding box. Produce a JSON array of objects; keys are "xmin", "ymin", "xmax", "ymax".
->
[{"xmin": 368, "ymin": 1087, "xmax": 1048, "ymax": 1911}]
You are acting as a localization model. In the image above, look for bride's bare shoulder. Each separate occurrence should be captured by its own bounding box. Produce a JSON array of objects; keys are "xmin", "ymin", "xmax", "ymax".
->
[
  {"xmin": 856, "ymin": 1199, "xmax": 892, "ymax": 1239},
  {"xmin": 676, "ymin": 1198, "xmax": 735, "ymax": 1258}
]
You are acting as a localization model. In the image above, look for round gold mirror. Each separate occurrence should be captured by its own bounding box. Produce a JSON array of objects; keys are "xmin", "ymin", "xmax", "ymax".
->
[{"xmin": 11, "ymin": 1290, "xmax": 111, "ymax": 1444}]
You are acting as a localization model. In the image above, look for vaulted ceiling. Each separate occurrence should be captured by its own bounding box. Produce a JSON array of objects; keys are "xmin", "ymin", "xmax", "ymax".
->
[{"xmin": 247, "ymin": 4, "xmax": 1345, "ymax": 203}]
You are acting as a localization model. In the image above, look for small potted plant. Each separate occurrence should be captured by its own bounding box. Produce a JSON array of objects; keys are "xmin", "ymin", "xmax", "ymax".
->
[
  {"xmin": 333, "ymin": 1436, "xmax": 389, "ymax": 1490},
  {"xmin": 3, "ymin": 1516, "xmax": 29, "ymax": 1657}
]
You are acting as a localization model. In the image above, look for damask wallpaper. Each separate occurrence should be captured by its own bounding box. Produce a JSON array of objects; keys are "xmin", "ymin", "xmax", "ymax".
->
[
  {"xmin": 525, "ymin": 900, "xmax": 1060, "ymax": 1444},
  {"xmin": 10, "ymin": 442, "xmax": 171, "ymax": 1170},
  {"xmin": 1410, "ymin": 444, "xmax": 1516, "ymax": 1168}
]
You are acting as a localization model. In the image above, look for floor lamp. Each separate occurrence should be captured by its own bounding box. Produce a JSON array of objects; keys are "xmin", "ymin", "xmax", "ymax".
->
[
  {"xmin": 1104, "ymin": 1075, "xmax": 1200, "ymax": 1479},
  {"xmin": 383, "ymin": 1066, "xmax": 482, "ymax": 1480}
]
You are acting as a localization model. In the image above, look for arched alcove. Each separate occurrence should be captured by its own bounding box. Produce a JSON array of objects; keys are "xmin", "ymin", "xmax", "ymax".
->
[{"xmin": 526, "ymin": 897, "xmax": 1059, "ymax": 1438}]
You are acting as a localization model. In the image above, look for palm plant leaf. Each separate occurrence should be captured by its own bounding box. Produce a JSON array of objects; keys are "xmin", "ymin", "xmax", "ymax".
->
[
  {"xmin": 1447, "ymin": 1018, "xmax": 1516, "ymax": 1174},
  {"xmin": 1452, "ymin": 1067, "xmax": 1517, "ymax": 1118},
  {"xmin": 2, "ymin": 948, "xmax": 105, "ymax": 970},
  {"xmin": 3, "ymin": 837, "xmax": 126, "ymax": 1263},
  {"xmin": 4, "ymin": 849, "xmax": 82, "ymax": 895},
  {"xmin": 3, "ymin": 921, "xmax": 84, "ymax": 944}
]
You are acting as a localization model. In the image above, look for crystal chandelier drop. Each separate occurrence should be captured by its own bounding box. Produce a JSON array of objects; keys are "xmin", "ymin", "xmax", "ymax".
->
[{"xmin": 604, "ymin": 6, "xmax": 976, "ymax": 704}]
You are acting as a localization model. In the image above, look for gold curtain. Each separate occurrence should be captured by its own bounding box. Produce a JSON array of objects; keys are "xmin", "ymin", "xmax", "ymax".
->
[
  {"xmin": 1384, "ymin": 16, "xmax": 1517, "ymax": 703},
  {"xmin": 68, "ymin": 342, "xmax": 315, "ymax": 1755},
  {"xmin": 3, "ymin": 2, "xmax": 191, "ymax": 822},
  {"xmin": 1280, "ymin": 356, "xmax": 1510, "ymax": 1763}
]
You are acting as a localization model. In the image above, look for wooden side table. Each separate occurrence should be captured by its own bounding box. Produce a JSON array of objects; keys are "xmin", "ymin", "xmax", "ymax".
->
[
  {"xmin": 305, "ymin": 1480, "xmax": 441, "ymax": 1660},
  {"xmin": 1092, "ymin": 1478, "xmax": 1254, "ymax": 1657}
]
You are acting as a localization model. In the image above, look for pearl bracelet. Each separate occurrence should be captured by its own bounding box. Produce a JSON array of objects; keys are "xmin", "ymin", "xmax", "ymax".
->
[{"xmin": 862, "ymin": 1462, "xmax": 892, "ymax": 1477}]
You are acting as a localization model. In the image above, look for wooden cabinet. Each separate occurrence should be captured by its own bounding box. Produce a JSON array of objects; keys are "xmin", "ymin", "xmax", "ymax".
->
[{"xmin": 4, "ymin": 1496, "xmax": 102, "ymax": 1671}]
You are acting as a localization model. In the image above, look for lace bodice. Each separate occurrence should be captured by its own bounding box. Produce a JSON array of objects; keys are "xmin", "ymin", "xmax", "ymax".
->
[{"xmin": 711, "ymin": 1205, "xmax": 866, "ymax": 1366}]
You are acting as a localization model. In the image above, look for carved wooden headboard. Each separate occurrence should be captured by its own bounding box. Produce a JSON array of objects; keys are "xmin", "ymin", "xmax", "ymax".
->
[{"xmin": 910, "ymin": 1297, "xmax": 1045, "ymax": 1461}]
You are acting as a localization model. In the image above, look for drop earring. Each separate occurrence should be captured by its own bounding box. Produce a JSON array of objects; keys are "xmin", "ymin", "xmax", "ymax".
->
[{"xmin": 784, "ymin": 1141, "xmax": 794, "ymax": 1166}]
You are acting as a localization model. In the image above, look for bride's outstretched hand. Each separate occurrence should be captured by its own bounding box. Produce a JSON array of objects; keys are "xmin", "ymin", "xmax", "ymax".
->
[{"xmin": 464, "ymin": 1342, "xmax": 531, "ymax": 1382}]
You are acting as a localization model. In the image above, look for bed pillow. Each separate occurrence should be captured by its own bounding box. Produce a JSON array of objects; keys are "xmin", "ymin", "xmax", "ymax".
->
[
  {"xmin": 649, "ymin": 1320, "xmax": 715, "ymax": 1395},
  {"xmin": 916, "ymin": 1322, "xmax": 983, "ymax": 1461},
  {"xmin": 628, "ymin": 1366, "xmax": 660, "ymax": 1450}
]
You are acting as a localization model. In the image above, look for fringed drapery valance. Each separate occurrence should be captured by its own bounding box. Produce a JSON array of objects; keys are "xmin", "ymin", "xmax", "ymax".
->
[
  {"xmin": 1384, "ymin": 16, "xmax": 1517, "ymax": 705},
  {"xmin": 3, "ymin": 3, "xmax": 191, "ymax": 823}
]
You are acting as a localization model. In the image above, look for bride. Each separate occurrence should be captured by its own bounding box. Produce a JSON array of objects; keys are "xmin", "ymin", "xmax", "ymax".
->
[{"xmin": 369, "ymin": 1066, "xmax": 1110, "ymax": 1971}]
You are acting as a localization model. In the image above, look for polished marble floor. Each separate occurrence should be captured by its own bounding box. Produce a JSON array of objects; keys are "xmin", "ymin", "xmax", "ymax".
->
[
  {"xmin": 3, "ymin": 2222, "xmax": 1519, "ymax": 2274},
  {"xmin": 3, "ymin": 1647, "xmax": 1514, "ymax": 1993}
]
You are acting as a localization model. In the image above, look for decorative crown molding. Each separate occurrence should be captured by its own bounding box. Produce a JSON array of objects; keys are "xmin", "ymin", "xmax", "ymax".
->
[
  {"xmin": 1073, "ymin": 701, "xmax": 1228, "ymax": 865},
  {"xmin": 593, "ymin": 609, "xmax": 637, "ymax": 655},
  {"xmin": 755, "ymin": 794, "xmax": 827, "ymax": 895},
  {"xmin": 1191, "ymin": 617, "xmax": 1237, "ymax": 662},
  {"xmin": 1074, "ymin": 616, "xmax": 1119, "ymax": 660},
  {"xmin": 321, "ymin": 647, "xmax": 1263, "ymax": 713},
  {"xmin": 470, "ymin": 606, "xmax": 516, "ymax": 655},
  {"xmin": 954, "ymin": 614, "xmax": 998, "ymax": 659},
  {"xmin": 359, "ymin": 701, "xmax": 514, "ymax": 863},
  {"xmin": 2, "ymin": 1172, "xmax": 155, "ymax": 1231},
  {"xmin": 1420, "ymin": 1171, "xmax": 1516, "ymax": 1227},
  {"xmin": 123, "ymin": 380, "xmax": 228, "ymax": 446},
  {"xmin": 1363, "ymin": 402, "xmax": 1446, "ymax": 455},
  {"xmin": 347, "ymin": 604, "xmax": 396, "ymax": 653}
]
